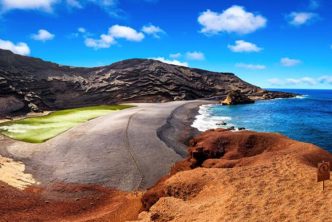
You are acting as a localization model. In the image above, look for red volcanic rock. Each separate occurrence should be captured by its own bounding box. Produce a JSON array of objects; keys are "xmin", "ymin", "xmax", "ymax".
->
[
  {"xmin": 0, "ymin": 182, "xmax": 142, "ymax": 221},
  {"xmin": 141, "ymin": 129, "xmax": 332, "ymax": 214}
]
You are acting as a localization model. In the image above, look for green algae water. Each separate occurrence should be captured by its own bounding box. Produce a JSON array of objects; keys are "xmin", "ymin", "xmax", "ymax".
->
[{"xmin": 0, "ymin": 105, "xmax": 134, "ymax": 143}]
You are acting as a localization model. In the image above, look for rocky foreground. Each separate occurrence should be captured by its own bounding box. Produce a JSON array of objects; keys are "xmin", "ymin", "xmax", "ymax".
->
[
  {"xmin": 2, "ymin": 129, "xmax": 332, "ymax": 221},
  {"xmin": 0, "ymin": 49, "xmax": 295, "ymax": 116},
  {"xmin": 136, "ymin": 130, "xmax": 332, "ymax": 221}
]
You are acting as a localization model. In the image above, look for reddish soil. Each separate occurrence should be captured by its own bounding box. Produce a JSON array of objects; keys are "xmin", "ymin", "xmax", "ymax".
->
[
  {"xmin": 0, "ymin": 182, "xmax": 142, "ymax": 222},
  {"xmin": 139, "ymin": 129, "xmax": 332, "ymax": 222}
]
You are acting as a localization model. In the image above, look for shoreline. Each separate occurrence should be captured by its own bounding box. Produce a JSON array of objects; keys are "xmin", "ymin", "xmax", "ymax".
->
[
  {"xmin": 2, "ymin": 99, "xmax": 332, "ymax": 221},
  {"xmin": 0, "ymin": 101, "xmax": 213, "ymax": 192},
  {"xmin": 157, "ymin": 100, "xmax": 215, "ymax": 158}
]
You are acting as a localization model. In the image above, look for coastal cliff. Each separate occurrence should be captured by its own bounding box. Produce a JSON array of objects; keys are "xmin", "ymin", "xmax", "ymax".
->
[
  {"xmin": 0, "ymin": 49, "xmax": 295, "ymax": 116},
  {"xmin": 137, "ymin": 129, "xmax": 332, "ymax": 221}
]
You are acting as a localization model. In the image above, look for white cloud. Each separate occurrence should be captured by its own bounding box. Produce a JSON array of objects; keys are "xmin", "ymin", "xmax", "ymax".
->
[
  {"xmin": 169, "ymin": 53, "xmax": 181, "ymax": 59},
  {"xmin": 85, "ymin": 34, "xmax": 116, "ymax": 49},
  {"xmin": 228, "ymin": 40, "xmax": 262, "ymax": 53},
  {"xmin": 0, "ymin": 0, "xmax": 58, "ymax": 12},
  {"xmin": 142, "ymin": 24, "xmax": 165, "ymax": 38},
  {"xmin": 78, "ymin": 27, "xmax": 86, "ymax": 33},
  {"xmin": 186, "ymin": 51, "xmax": 205, "ymax": 61},
  {"xmin": 268, "ymin": 76, "xmax": 331, "ymax": 86},
  {"xmin": 85, "ymin": 25, "xmax": 145, "ymax": 49},
  {"xmin": 31, "ymin": 29, "xmax": 55, "ymax": 41},
  {"xmin": 109, "ymin": 25, "xmax": 144, "ymax": 42},
  {"xmin": 151, "ymin": 57, "xmax": 188, "ymax": 67},
  {"xmin": 236, "ymin": 63, "xmax": 266, "ymax": 70},
  {"xmin": 286, "ymin": 77, "xmax": 317, "ymax": 85},
  {"xmin": 288, "ymin": 12, "xmax": 317, "ymax": 26},
  {"xmin": 0, "ymin": 39, "xmax": 30, "ymax": 55},
  {"xmin": 280, "ymin": 57, "xmax": 302, "ymax": 67},
  {"xmin": 198, "ymin": 5, "xmax": 267, "ymax": 35}
]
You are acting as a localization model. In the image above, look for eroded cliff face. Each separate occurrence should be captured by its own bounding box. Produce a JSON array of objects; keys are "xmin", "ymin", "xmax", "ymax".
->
[
  {"xmin": 0, "ymin": 49, "xmax": 295, "ymax": 116},
  {"xmin": 138, "ymin": 130, "xmax": 332, "ymax": 222}
]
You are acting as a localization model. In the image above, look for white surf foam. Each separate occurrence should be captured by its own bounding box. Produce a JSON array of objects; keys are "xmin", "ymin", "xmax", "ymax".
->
[
  {"xmin": 295, "ymin": 95, "xmax": 308, "ymax": 99},
  {"xmin": 191, "ymin": 105, "xmax": 234, "ymax": 132}
]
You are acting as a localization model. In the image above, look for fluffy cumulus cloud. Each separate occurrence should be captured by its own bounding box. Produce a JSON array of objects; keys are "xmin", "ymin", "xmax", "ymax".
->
[
  {"xmin": 198, "ymin": 5, "xmax": 267, "ymax": 35},
  {"xmin": 236, "ymin": 63, "xmax": 266, "ymax": 70},
  {"xmin": 31, "ymin": 29, "xmax": 55, "ymax": 41},
  {"xmin": 288, "ymin": 12, "xmax": 317, "ymax": 26},
  {"xmin": 186, "ymin": 51, "xmax": 205, "ymax": 60},
  {"xmin": 85, "ymin": 25, "xmax": 144, "ymax": 49},
  {"xmin": 141, "ymin": 24, "xmax": 165, "ymax": 38},
  {"xmin": 85, "ymin": 34, "xmax": 116, "ymax": 49},
  {"xmin": 0, "ymin": 0, "xmax": 157, "ymax": 16},
  {"xmin": 151, "ymin": 57, "xmax": 188, "ymax": 67},
  {"xmin": 0, "ymin": 0, "xmax": 58, "ymax": 12},
  {"xmin": 0, "ymin": 0, "xmax": 117, "ymax": 12},
  {"xmin": 228, "ymin": 40, "xmax": 262, "ymax": 53},
  {"xmin": 0, "ymin": 39, "xmax": 30, "ymax": 55},
  {"xmin": 280, "ymin": 57, "xmax": 302, "ymax": 67},
  {"xmin": 109, "ymin": 25, "xmax": 144, "ymax": 41}
]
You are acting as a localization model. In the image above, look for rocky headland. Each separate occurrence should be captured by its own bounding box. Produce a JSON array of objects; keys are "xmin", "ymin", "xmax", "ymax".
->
[
  {"xmin": 221, "ymin": 90, "xmax": 255, "ymax": 105},
  {"xmin": 0, "ymin": 49, "xmax": 295, "ymax": 117}
]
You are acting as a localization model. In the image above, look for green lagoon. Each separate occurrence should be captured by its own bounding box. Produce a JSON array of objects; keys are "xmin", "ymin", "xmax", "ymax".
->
[{"xmin": 0, "ymin": 105, "xmax": 134, "ymax": 143}]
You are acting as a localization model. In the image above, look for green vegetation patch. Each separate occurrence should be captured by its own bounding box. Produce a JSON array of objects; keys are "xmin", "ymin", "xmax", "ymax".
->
[{"xmin": 0, "ymin": 105, "xmax": 134, "ymax": 143}]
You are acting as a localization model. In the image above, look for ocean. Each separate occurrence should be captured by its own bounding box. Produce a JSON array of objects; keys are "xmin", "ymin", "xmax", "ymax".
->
[{"xmin": 192, "ymin": 89, "xmax": 332, "ymax": 152}]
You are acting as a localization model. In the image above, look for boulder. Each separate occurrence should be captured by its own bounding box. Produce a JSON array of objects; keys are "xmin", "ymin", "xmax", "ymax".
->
[{"xmin": 221, "ymin": 90, "xmax": 255, "ymax": 105}]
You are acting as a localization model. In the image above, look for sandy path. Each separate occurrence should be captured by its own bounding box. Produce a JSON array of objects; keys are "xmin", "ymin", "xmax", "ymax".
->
[
  {"xmin": 0, "ymin": 155, "xmax": 38, "ymax": 190},
  {"xmin": 0, "ymin": 101, "xmax": 209, "ymax": 191}
]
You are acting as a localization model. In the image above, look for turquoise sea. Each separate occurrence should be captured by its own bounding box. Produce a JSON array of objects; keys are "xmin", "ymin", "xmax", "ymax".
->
[{"xmin": 192, "ymin": 89, "xmax": 332, "ymax": 152}]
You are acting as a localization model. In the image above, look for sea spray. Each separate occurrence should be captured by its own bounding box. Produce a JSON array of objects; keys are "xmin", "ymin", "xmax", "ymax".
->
[{"xmin": 191, "ymin": 104, "xmax": 234, "ymax": 132}]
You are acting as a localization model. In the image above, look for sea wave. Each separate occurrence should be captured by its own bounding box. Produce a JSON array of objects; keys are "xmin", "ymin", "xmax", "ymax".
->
[
  {"xmin": 191, "ymin": 105, "xmax": 234, "ymax": 132},
  {"xmin": 294, "ymin": 95, "xmax": 308, "ymax": 99}
]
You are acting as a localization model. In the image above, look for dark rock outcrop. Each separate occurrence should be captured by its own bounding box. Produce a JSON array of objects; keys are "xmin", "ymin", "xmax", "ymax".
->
[
  {"xmin": 0, "ymin": 49, "xmax": 296, "ymax": 116},
  {"xmin": 221, "ymin": 90, "xmax": 255, "ymax": 105}
]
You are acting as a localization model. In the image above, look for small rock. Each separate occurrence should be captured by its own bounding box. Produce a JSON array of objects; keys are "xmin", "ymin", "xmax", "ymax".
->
[{"xmin": 221, "ymin": 90, "xmax": 255, "ymax": 105}]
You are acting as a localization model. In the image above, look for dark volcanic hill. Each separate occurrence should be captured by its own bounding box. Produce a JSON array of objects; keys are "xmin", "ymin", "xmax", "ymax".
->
[{"xmin": 0, "ymin": 49, "xmax": 294, "ymax": 116}]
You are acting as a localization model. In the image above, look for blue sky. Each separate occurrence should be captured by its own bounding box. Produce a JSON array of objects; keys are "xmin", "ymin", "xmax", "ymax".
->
[{"xmin": 0, "ymin": 0, "xmax": 332, "ymax": 89}]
